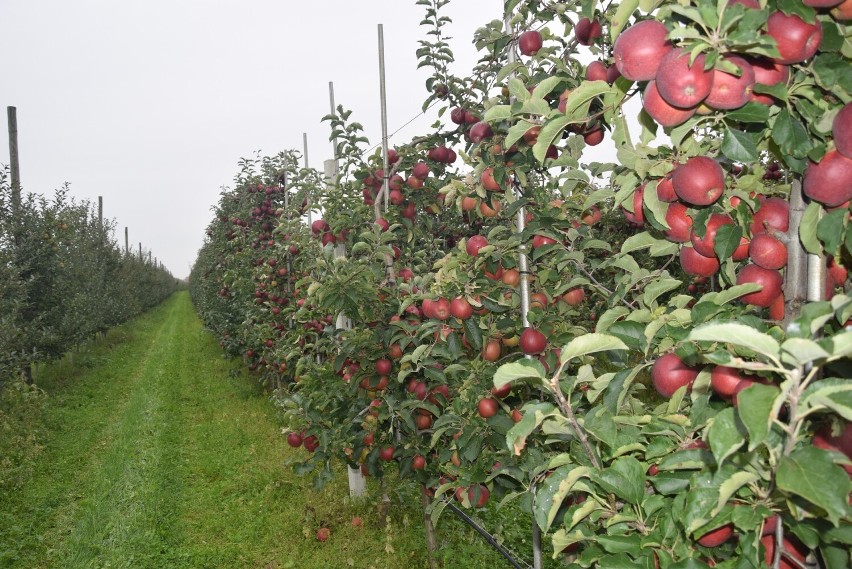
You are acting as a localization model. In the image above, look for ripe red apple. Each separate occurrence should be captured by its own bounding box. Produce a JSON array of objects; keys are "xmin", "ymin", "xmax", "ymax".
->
[
  {"xmin": 749, "ymin": 232, "xmax": 788, "ymax": 269},
  {"xmin": 317, "ymin": 527, "xmax": 331, "ymax": 542},
  {"xmin": 622, "ymin": 184, "xmax": 645, "ymax": 227},
  {"xmin": 585, "ymin": 60, "xmax": 609, "ymax": 82},
  {"xmin": 748, "ymin": 56, "xmax": 790, "ymax": 105},
  {"xmin": 532, "ymin": 234, "xmax": 558, "ymax": 249},
  {"xmin": 769, "ymin": 291, "xmax": 786, "ymax": 321},
  {"xmin": 750, "ymin": 197, "xmax": 790, "ymax": 234},
  {"xmin": 450, "ymin": 107, "xmax": 466, "ymax": 125},
  {"xmin": 680, "ymin": 245, "xmax": 720, "ymax": 277},
  {"xmin": 583, "ymin": 127, "xmax": 605, "ymax": 146},
  {"xmin": 519, "ymin": 30, "xmax": 543, "ymax": 56},
  {"xmin": 711, "ymin": 365, "xmax": 747, "ymax": 400},
  {"xmin": 450, "ymin": 297, "xmax": 473, "ymax": 320},
  {"xmin": 655, "ymin": 49, "xmax": 714, "ymax": 109},
  {"xmin": 832, "ymin": 0, "xmax": 852, "ymax": 19},
  {"xmin": 481, "ymin": 167, "xmax": 502, "ymax": 191},
  {"xmin": 697, "ymin": 523, "xmax": 734, "ymax": 547},
  {"xmin": 286, "ymin": 432, "xmax": 304, "ymax": 448},
  {"xmin": 760, "ymin": 535, "xmax": 808, "ymax": 569},
  {"xmin": 467, "ymin": 484, "xmax": 490, "ymax": 508},
  {"xmin": 613, "ymin": 20, "xmax": 673, "ymax": 81},
  {"xmin": 412, "ymin": 454, "xmax": 427, "ymax": 470},
  {"xmin": 672, "ymin": 157, "xmax": 725, "ymax": 206},
  {"xmin": 428, "ymin": 146, "xmax": 449, "ymax": 162},
  {"xmin": 691, "ymin": 213, "xmax": 734, "ymax": 258},
  {"xmin": 491, "ymin": 382, "xmax": 511, "ymax": 398},
  {"xmin": 652, "ymin": 353, "xmax": 699, "ymax": 398},
  {"xmin": 834, "ymin": 103, "xmax": 852, "ymax": 158},
  {"xmin": 828, "ymin": 256, "xmax": 849, "ymax": 287},
  {"xmin": 477, "ymin": 397, "xmax": 499, "ymax": 418},
  {"xmin": 643, "ymin": 80, "xmax": 698, "ymax": 127},
  {"xmin": 379, "ymin": 446, "xmax": 395, "ymax": 461},
  {"xmin": 375, "ymin": 358, "xmax": 392, "ymax": 376},
  {"xmin": 736, "ymin": 264, "xmax": 784, "ymax": 307},
  {"xmin": 303, "ymin": 435, "xmax": 319, "ymax": 452},
  {"xmin": 705, "ymin": 55, "xmax": 755, "ymax": 110},
  {"xmin": 520, "ymin": 328, "xmax": 548, "ymax": 355},
  {"xmin": 665, "ymin": 202, "xmax": 693, "ymax": 243},
  {"xmin": 766, "ymin": 11, "xmax": 823, "ymax": 64},
  {"xmin": 311, "ymin": 219, "xmax": 329, "ymax": 235},
  {"xmin": 469, "ymin": 121, "xmax": 494, "ymax": 143},
  {"xmin": 562, "ymin": 287, "xmax": 585, "ymax": 306},
  {"xmin": 803, "ymin": 149, "xmax": 852, "ymax": 207},
  {"xmin": 482, "ymin": 339, "xmax": 502, "ymax": 362},
  {"xmin": 466, "ymin": 235, "xmax": 489, "ymax": 256},
  {"xmin": 432, "ymin": 298, "xmax": 451, "ymax": 320},
  {"xmin": 575, "ymin": 17, "xmax": 602, "ymax": 46},
  {"xmin": 582, "ymin": 205, "xmax": 602, "ymax": 225},
  {"xmin": 656, "ymin": 175, "xmax": 677, "ymax": 202}
]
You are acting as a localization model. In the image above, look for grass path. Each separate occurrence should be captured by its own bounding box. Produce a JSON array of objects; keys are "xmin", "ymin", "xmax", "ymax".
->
[{"xmin": 1, "ymin": 292, "xmax": 511, "ymax": 568}]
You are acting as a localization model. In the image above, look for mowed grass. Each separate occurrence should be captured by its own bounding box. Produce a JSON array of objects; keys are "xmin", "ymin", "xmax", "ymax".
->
[{"xmin": 0, "ymin": 292, "xmax": 516, "ymax": 569}]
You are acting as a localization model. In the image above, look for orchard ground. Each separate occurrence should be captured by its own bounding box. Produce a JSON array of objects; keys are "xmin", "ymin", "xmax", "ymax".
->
[{"xmin": 0, "ymin": 292, "xmax": 523, "ymax": 569}]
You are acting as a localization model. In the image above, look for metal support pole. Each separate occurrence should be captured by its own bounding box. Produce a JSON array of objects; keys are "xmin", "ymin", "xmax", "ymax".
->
[
  {"xmin": 303, "ymin": 133, "xmax": 309, "ymax": 169},
  {"xmin": 377, "ymin": 23, "xmax": 390, "ymax": 213},
  {"xmin": 139, "ymin": 242, "xmax": 142, "ymax": 259},
  {"xmin": 98, "ymin": 196, "xmax": 103, "ymax": 226},
  {"xmin": 329, "ymin": 81, "xmax": 338, "ymax": 160},
  {"xmin": 125, "ymin": 227, "xmax": 129, "ymax": 254},
  {"xmin": 7, "ymin": 107, "xmax": 21, "ymax": 215},
  {"xmin": 505, "ymin": 12, "xmax": 539, "ymax": 568}
]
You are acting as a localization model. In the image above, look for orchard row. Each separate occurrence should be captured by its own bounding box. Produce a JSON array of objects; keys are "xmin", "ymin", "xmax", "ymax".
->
[{"xmin": 190, "ymin": 1, "xmax": 851, "ymax": 567}]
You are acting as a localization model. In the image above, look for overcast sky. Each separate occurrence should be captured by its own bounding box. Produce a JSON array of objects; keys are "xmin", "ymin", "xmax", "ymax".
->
[{"xmin": 1, "ymin": 1, "xmax": 503, "ymax": 278}]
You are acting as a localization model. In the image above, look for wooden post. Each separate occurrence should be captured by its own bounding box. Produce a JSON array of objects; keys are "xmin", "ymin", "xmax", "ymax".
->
[{"xmin": 7, "ymin": 107, "xmax": 21, "ymax": 215}]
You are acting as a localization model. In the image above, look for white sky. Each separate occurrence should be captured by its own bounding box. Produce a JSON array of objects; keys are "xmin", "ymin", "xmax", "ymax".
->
[{"xmin": 1, "ymin": 1, "xmax": 502, "ymax": 278}]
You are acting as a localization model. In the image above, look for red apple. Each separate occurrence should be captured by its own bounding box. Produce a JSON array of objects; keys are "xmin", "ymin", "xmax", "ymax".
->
[
  {"xmin": 748, "ymin": 56, "xmax": 790, "ymax": 105},
  {"xmin": 812, "ymin": 421, "xmax": 852, "ymax": 474},
  {"xmin": 450, "ymin": 297, "xmax": 473, "ymax": 320},
  {"xmin": 750, "ymin": 197, "xmax": 790, "ymax": 234},
  {"xmin": 643, "ymin": 80, "xmax": 698, "ymax": 127},
  {"xmin": 477, "ymin": 397, "xmax": 499, "ymax": 418},
  {"xmin": 613, "ymin": 20, "xmax": 673, "ymax": 81},
  {"xmin": 766, "ymin": 11, "xmax": 823, "ymax": 64},
  {"xmin": 622, "ymin": 184, "xmax": 645, "ymax": 227},
  {"xmin": 311, "ymin": 219, "xmax": 329, "ymax": 235},
  {"xmin": 665, "ymin": 202, "xmax": 694, "ymax": 243},
  {"xmin": 655, "ymin": 49, "xmax": 714, "ymax": 109},
  {"xmin": 481, "ymin": 167, "xmax": 502, "ymax": 191},
  {"xmin": 832, "ymin": 0, "xmax": 852, "ymax": 18},
  {"xmin": 834, "ymin": 103, "xmax": 852, "ymax": 158},
  {"xmin": 672, "ymin": 156, "xmax": 725, "ymax": 206},
  {"xmin": 379, "ymin": 446, "xmax": 395, "ymax": 461},
  {"xmin": 375, "ymin": 358, "xmax": 392, "ymax": 376},
  {"xmin": 691, "ymin": 213, "xmax": 734, "ymax": 258},
  {"xmin": 711, "ymin": 366, "xmax": 747, "ymax": 400},
  {"xmin": 432, "ymin": 298, "xmax": 451, "ymax": 320},
  {"xmin": 652, "ymin": 353, "xmax": 699, "ymax": 398},
  {"xmin": 575, "ymin": 18, "xmax": 602, "ymax": 45},
  {"xmin": 697, "ymin": 523, "xmax": 734, "ymax": 547},
  {"xmin": 680, "ymin": 245, "xmax": 720, "ymax": 277},
  {"xmin": 519, "ymin": 328, "xmax": 548, "ymax": 355},
  {"xmin": 803, "ymin": 149, "xmax": 852, "ymax": 207},
  {"xmin": 760, "ymin": 535, "xmax": 808, "ymax": 569},
  {"xmin": 469, "ymin": 121, "xmax": 493, "ymax": 143},
  {"xmin": 562, "ymin": 287, "xmax": 585, "ymax": 306},
  {"xmin": 466, "ymin": 235, "xmax": 489, "ymax": 256},
  {"xmin": 412, "ymin": 454, "xmax": 427, "ymax": 470},
  {"xmin": 749, "ymin": 232, "xmax": 788, "ymax": 270},
  {"xmin": 519, "ymin": 30, "xmax": 543, "ymax": 56},
  {"xmin": 585, "ymin": 60, "xmax": 609, "ymax": 82},
  {"xmin": 317, "ymin": 527, "xmax": 331, "ymax": 541},
  {"xmin": 656, "ymin": 175, "xmax": 677, "ymax": 202},
  {"xmin": 737, "ymin": 264, "xmax": 784, "ymax": 307},
  {"xmin": 705, "ymin": 55, "xmax": 755, "ymax": 110},
  {"xmin": 287, "ymin": 432, "xmax": 304, "ymax": 448}
]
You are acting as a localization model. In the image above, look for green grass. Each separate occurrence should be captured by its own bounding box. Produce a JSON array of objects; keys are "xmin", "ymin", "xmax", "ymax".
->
[{"xmin": 0, "ymin": 292, "xmax": 524, "ymax": 569}]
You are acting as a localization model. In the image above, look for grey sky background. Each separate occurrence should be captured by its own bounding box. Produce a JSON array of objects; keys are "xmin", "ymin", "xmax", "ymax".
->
[{"xmin": 1, "ymin": 1, "xmax": 503, "ymax": 278}]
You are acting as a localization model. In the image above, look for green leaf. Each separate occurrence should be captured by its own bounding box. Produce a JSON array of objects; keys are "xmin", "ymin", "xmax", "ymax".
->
[
  {"xmin": 532, "ymin": 76, "xmax": 563, "ymax": 100},
  {"xmin": 802, "ymin": 379, "xmax": 852, "ymax": 422},
  {"xmin": 708, "ymin": 407, "xmax": 746, "ymax": 467},
  {"xmin": 772, "ymin": 108, "xmax": 811, "ymax": 158},
  {"xmin": 508, "ymin": 77, "xmax": 531, "ymax": 102},
  {"xmin": 483, "ymin": 105, "xmax": 511, "ymax": 122},
  {"xmin": 725, "ymin": 103, "xmax": 770, "ymax": 123},
  {"xmin": 736, "ymin": 383, "xmax": 781, "ymax": 450},
  {"xmin": 495, "ymin": 61, "xmax": 524, "ymax": 85},
  {"xmin": 535, "ymin": 464, "xmax": 593, "ymax": 532},
  {"xmin": 823, "ymin": 331, "xmax": 852, "ymax": 362},
  {"xmin": 688, "ymin": 322, "xmax": 781, "ymax": 362},
  {"xmin": 493, "ymin": 359, "xmax": 546, "ymax": 389},
  {"xmin": 722, "ymin": 127, "xmax": 759, "ymax": 162},
  {"xmin": 643, "ymin": 278, "xmax": 683, "ymax": 307},
  {"xmin": 777, "ymin": 445, "xmax": 852, "ymax": 526},
  {"xmin": 463, "ymin": 316, "xmax": 483, "ymax": 352},
  {"xmin": 592, "ymin": 456, "xmax": 646, "ymax": 505},
  {"xmin": 533, "ymin": 114, "xmax": 575, "ymax": 163},
  {"xmin": 713, "ymin": 224, "xmax": 744, "ymax": 261},
  {"xmin": 610, "ymin": 0, "xmax": 640, "ymax": 41},
  {"xmin": 714, "ymin": 470, "xmax": 759, "ymax": 518},
  {"xmin": 818, "ymin": 208, "xmax": 847, "ymax": 256},
  {"xmin": 799, "ymin": 201, "xmax": 823, "ymax": 255},
  {"xmin": 780, "ymin": 338, "xmax": 830, "ymax": 367},
  {"xmin": 559, "ymin": 333, "xmax": 629, "ymax": 365},
  {"xmin": 506, "ymin": 402, "xmax": 556, "ymax": 455}
]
